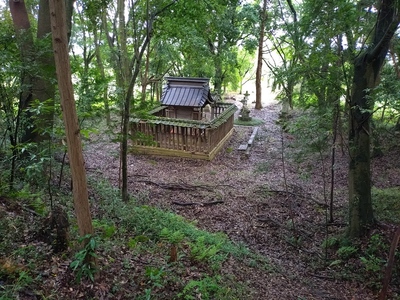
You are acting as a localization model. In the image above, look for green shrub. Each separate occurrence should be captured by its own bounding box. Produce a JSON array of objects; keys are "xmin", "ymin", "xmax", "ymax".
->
[
  {"xmin": 372, "ymin": 187, "xmax": 400, "ymax": 224},
  {"xmin": 336, "ymin": 246, "xmax": 358, "ymax": 259},
  {"xmin": 69, "ymin": 235, "xmax": 98, "ymax": 282}
]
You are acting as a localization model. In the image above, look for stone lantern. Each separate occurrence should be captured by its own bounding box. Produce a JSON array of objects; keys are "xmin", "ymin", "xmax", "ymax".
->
[{"xmin": 239, "ymin": 91, "xmax": 251, "ymax": 121}]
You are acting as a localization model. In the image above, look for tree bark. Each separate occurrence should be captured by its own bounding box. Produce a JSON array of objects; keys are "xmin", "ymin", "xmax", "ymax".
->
[
  {"xmin": 10, "ymin": 0, "xmax": 72, "ymax": 143},
  {"xmin": 348, "ymin": 0, "xmax": 399, "ymax": 238},
  {"xmin": 93, "ymin": 28, "xmax": 111, "ymax": 125},
  {"xmin": 118, "ymin": 0, "xmax": 130, "ymax": 202},
  {"xmin": 213, "ymin": 52, "xmax": 224, "ymax": 96},
  {"xmin": 49, "ymin": 0, "xmax": 94, "ymax": 238},
  {"xmin": 255, "ymin": 0, "xmax": 268, "ymax": 110},
  {"xmin": 9, "ymin": 0, "xmax": 35, "ymax": 143},
  {"xmin": 9, "ymin": 0, "xmax": 31, "ymax": 31},
  {"xmin": 32, "ymin": 0, "xmax": 56, "ymax": 142}
]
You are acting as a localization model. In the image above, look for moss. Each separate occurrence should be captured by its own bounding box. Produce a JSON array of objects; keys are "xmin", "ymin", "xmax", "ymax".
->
[{"xmin": 234, "ymin": 118, "xmax": 264, "ymax": 126}]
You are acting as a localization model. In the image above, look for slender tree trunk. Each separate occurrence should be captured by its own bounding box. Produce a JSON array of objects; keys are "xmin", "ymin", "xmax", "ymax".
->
[
  {"xmin": 49, "ymin": 0, "xmax": 94, "ymax": 238},
  {"xmin": 118, "ymin": 0, "xmax": 131, "ymax": 87},
  {"xmin": 140, "ymin": 43, "xmax": 151, "ymax": 103},
  {"xmin": 213, "ymin": 60, "xmax": 224, "ymax": 96},
  {"xmin": 348, "ymin": 0, "xmax": 399, "ymax": 238},
  {"xmin": 120, "ymin": 1, "xmax": 176, "ymax": 201},
  {"xmin": 117, "ymin": 0, "xmax": 131, "ymax": 202},
  {"xmin": 93, "ymin": 29, "xmax": 111, "ymax": 125},
  {"xmin": 330, "ymin": 102, "xmax": 339, "ymax": 223},
  {"xmin": 255, "ymin": 0, "xmax": 267, "ymax": 110}
]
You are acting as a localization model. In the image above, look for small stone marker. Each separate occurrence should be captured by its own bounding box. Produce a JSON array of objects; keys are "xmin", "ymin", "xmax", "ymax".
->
[{"xmin": 238, "ymin": 144, "xmax": 248, "ymax": 151}]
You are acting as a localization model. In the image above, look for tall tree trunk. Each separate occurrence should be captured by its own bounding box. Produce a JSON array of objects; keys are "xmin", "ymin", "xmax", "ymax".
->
[
  {"xmin": 32, "ymin": 0, "xmax": 56, "ymax": 142},
  {"xmin": 10, "ymin": 0, "xmax": 72, "ymax": 143},
  {"xmin": 8, "ymin": 0, "xmax": 33, "ymax": 188},
  {"xmin": 9, "ymin": 0, "xmax": 35, "ymax": 143},
  {"xmin": 348, "ymin": 0, "xmax": 399, "ymax": 238},
  {"xmin": 117, "ymin": 0, "xmax": 131, "ymax": 202},
  {"xmin": 49, "ymin": 0, "xmax": 94, "ymax": 238},
  {"xmin": 255, "ymin": 0, "xmax": 268, "ymax": 110}
]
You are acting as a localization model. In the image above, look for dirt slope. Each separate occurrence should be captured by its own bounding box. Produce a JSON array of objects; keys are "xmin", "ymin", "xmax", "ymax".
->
[{"xmin": 84, "ymin": 102, "xmax": 377, "ymax": 299}]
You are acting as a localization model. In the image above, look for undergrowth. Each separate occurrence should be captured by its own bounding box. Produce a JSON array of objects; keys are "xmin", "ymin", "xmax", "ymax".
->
[
  {"xmin": 372, "ymin": 187, "xmax": 400, "ymax": 224},
  {"xmin": 0, "ymin": 176, "xmax": 270, "ymax": 299},
  {"xmin": 320, "ymin": 186, "xmax": 400, "ymax": 295}
]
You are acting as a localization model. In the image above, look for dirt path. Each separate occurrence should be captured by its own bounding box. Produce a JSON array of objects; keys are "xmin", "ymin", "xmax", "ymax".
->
[{"xmin": 84, "ymin": 102, "xmax": 375, "ymax": 299}]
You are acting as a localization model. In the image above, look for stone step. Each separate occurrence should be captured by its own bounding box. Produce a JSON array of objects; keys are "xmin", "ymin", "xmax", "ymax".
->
[
  {"xmin": 238, "ymin": 144, "xmax": 248, "ymax": 151},
  {"xmin": 248, "ymin": 126, "xmax": 259, "ymax": 146}
]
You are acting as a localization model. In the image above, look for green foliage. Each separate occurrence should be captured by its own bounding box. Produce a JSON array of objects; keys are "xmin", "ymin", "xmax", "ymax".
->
[
  {"xmin": 179, "ymin": 276, "xmax": 230, "ymax": 300},
  {"xmin": 336, "ymin": 245, "xmax": 358, "ymax": 259},
  {"xmin": 372, "ymin": 187, "xmax": 400, "ymax": 224},
  {"xmin": 144, "ymin": 266, "xmax": 166, "ymax": 289},
  {"xmin": 234, "ymin": 118, "xmax": 264, "ymax": 126},
  {"xmin": 92, "ymin": 219, "xmax": 116, "ymax": 239},
  {"xmin": 0, "ymin": 242, "xmax": 46, "ymax": 299},
  {"xmin": 225, "ymin": 147, "xmax": 234, "ymax": 153},
  {"xmin": 321, "ymin": 236, "xmax": 339, "ymax": 249},
  {"xmin": 359, "ymin": 233, "xmax": 386, "ymax": 274},
  {"xmin": 90, "ymin": 179, "xmax": 269, "ymax": 267},
  {"xmin": 8, "ymin": 186, "xmax": 48, "ymax": 217},
  {"xmin": 365, "ymin": 234, "xmax": 387, "ymax": 256},
  {"xmin": 325, "ymin": 233, "xmax": 392, "ymax": 291},
  {"xmin": 373, "ymin": 64, "xmax": 400, "ymax": 124},
  {"xmin": 255, "ymin": 161, "xmax": 270, "ymax": 173},
  {"xmin": 189, "ymin": 236, "xmax": 222, "ymax": 262},
  {"xmin": 86, "ymin": 179, "xmax": 263, "ymax": 298},
  {"xmin": 128, "ymin": 235, "xmax": 149, "ymax": 249},
  {"xmin": 160, "ymin": 228, "xmax": 185, "ymax": 245},
  {"xmin": 288, "ymin": 109, "xmax": 332, "ymax": 153},
  {"xmin": 0, "ymin": 269, "xmax": 34, "ymax": 300},
  {"xmin": 26, "ymin": 99, "xmax": 56, "ymax": 137},
  {"xmin": 30, "ymin": 197, "xmax": 47, "ymax": 216},
  {"xmin": 356, "ymin": 233, "xmax": 388, "ymax": 289},
  {"xmin": 19, "ymin": 143, "xmax": 52, "ymax": 182},
  {"xmin": 360, "ymin": 255, "xmax": 384, "ymax": 273},
  {"xmin": 156, "ymin": 0, "xmax": 257, "ymax": 93},
  {"xmin": 69, "ymin": 234, "xmax": 98, "ymax": 283},
  {"xmin": 132, "ymin": 131, "xmax": 158, "ymax": 147}
]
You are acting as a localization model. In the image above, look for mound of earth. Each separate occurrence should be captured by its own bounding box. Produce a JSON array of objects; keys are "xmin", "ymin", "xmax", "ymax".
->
[{"xmin": 84, "ymin": 101, "xmax": 379, "ymax": 299}]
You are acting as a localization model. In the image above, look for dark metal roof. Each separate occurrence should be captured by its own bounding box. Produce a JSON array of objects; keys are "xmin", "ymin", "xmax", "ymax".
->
[{"xmin": 160, "ymin": 77, "xmax": 215, "ymax": 107}]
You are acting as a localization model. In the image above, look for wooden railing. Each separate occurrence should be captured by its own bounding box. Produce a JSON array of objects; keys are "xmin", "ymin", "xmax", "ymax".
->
[{"xmin": 130, "ymin": 103, "xmax": 237, "ymax": 159}]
